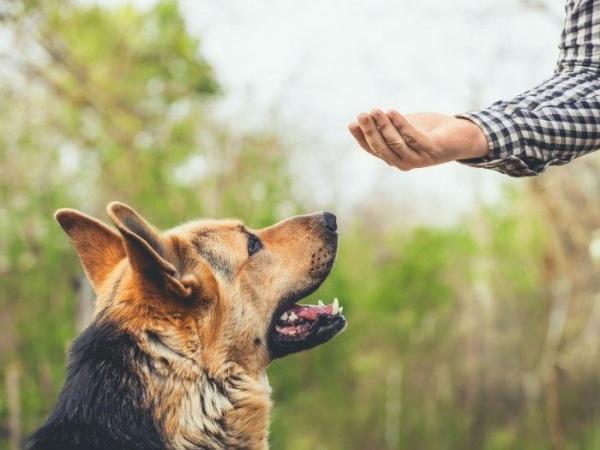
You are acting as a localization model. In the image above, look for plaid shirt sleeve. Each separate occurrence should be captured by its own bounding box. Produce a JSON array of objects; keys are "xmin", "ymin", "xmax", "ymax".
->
[{"xmin": 458, "ymin": 0, "xmax": 600, "ymax": 177}]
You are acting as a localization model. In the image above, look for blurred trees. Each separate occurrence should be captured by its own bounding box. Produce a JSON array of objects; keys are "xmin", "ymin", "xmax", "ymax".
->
[
  {"xmin": 267, "ymin": 172, "xmax": 599, "ymax": 450},
  {"xmin": 0, "ymin": 1, "xmax": 599, "ymax": 450}
]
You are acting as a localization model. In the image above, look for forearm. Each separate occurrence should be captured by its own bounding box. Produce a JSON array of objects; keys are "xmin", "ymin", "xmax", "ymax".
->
[
  {"xmin": 456, "ymin": 0, "xmax": 600, "ymax": 177},
  {"xmin": 401, "ymin": 113, "xmax": 489, "ymax": 160},
  {"xmin": 348, "ymin": 0, "xmax": 600, "ymax": 175},
  {"xmin": 457, "ymin": 69, "xmax": 600, "ymax": 177},
  {"xmin": 425, "ymin": 115, "xmax": 489, "ymax": 160}
]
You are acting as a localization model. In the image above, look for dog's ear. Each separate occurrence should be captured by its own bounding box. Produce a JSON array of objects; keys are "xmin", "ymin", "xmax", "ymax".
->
[
  {"xmin": 106, "ymin": 202, "xmax": 200, "ymax": 299},
  {"xmin": 55, "ymin": 209, "xmax": 126, "ymax": 292}
]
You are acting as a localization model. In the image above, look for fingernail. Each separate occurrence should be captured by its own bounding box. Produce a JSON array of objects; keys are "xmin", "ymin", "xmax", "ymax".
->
[{"xmin": 357, "ymin": 113, "xmax": 369, "ymax": 124}]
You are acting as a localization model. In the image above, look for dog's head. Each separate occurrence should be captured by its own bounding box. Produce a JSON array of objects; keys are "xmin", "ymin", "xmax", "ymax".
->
[{"xmin": 55, "ymin": 202, "xmax": 346, "ymax": 375}]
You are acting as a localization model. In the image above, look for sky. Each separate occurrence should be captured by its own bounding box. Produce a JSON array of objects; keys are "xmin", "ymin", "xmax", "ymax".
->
[{"xmin": 106, "ymin": 0, "xmax": 564, "ymax": 224}]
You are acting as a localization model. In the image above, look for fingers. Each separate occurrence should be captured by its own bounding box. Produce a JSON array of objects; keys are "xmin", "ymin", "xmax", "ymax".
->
[
  {"xmin": 348, "ymin": 121, "xmax": 372, "ymax": 154},
  {"xmin": 356, "ymin": 113, "xmax": 409, "ymax": 170},
  {"xmin": 349, "ymin": 109, "xmax": 439, "ymax": 171},
  {"xmin": 369, "ymin": 109, "xmax": 420, "ymax": 164},
  {"xmin": 386, "ymin": 110, "xmax": 431, "ymax": 154}
]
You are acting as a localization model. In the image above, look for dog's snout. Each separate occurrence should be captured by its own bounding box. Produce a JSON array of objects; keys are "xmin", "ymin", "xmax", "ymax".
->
[{"xmin": 322, "ymin": 212, "xmax": 337, "ymax": 232}]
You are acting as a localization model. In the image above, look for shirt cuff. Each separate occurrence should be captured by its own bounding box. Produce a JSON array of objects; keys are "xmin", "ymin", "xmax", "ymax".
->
[{"xmin": 455, "ymin": 110, "xmax": 542, "ymax": 177}]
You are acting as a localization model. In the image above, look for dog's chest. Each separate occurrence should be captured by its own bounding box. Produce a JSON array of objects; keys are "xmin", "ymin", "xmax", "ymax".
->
[{"xmin": 155, "ymin": 372, "xmax": 271, "ymax": 450}]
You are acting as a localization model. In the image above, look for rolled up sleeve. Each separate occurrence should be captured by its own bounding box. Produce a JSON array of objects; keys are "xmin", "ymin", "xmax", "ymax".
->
[{"xmin": 458, "ymin": 0, "xmax": 600, "ymax": 177}]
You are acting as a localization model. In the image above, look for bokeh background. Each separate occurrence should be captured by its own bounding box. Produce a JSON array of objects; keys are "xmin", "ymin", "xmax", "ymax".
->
[{"xmin": 1, "ymin": 0, "xmax": 599, "ymax": 449}]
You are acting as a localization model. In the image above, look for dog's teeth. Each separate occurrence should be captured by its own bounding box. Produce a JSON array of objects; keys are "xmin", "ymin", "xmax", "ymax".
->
[
  {"xmin": 318, "ymin": 300, "xmax": 324, "ymax": 306},
  {"xmin": 280, "ymin": 312, "xmax": 289, "ymax": 321},
  {"xmin": 332, "ymin": 298, "xmax": 340, "ymax": 315},
  {"xmin": 289, "ymin": 312, "xmax": 298, "ymax": 322}
]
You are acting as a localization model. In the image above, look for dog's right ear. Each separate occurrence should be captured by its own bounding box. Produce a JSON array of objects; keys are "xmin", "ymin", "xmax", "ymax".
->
[
  {"xmin": 55, "ymin": 209, "xmax": 126, "ymax": 292},
  {"xmin": 106, "ymin": 202, "xmax": 200, "ymax": 299}
]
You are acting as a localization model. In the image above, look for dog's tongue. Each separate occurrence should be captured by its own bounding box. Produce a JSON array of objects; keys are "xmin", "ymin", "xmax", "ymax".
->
[{"xmin": 288, "ymin": 304, "xmax": 333, "ymax": 321}]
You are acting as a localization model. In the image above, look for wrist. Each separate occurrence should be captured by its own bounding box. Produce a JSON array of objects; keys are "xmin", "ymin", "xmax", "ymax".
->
[{"xmin": 453, "ymin": 118, "xmax": 489, "ymax": 159}]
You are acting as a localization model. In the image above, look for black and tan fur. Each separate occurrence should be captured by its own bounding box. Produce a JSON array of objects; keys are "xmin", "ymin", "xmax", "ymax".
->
[{"xmin": 26, "ymin": 202, "xmax": 345, "ymax": 450}]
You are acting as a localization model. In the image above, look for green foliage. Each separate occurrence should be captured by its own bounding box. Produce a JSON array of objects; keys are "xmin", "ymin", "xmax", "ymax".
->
[{"xmin": 268, "ymin": 207, "xmax": 553, "ymax": 450}]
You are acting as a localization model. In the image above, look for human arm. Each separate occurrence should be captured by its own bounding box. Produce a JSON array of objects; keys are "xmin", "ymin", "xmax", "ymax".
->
[{"xmin": 348, "ymin": 0, "xmax": 600, "ymax": 177}]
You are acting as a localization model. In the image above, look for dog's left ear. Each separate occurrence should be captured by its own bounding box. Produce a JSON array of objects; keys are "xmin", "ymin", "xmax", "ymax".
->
[
  {"xmin": 55, "ymin": 209, "xmax": 126, "ymax": 292},
  {"xmin": 106, "ymin": 202, "xmax": 199, "ymax": 299}
]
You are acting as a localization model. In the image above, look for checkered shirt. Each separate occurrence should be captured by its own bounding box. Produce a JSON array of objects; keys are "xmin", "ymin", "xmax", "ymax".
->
[{"xmin": 458, "ymin": 0, "xmax": 600, "ymax": 177}]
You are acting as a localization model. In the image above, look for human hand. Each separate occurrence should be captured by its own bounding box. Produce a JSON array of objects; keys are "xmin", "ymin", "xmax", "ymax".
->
[{"xmin": 348, "ymin": 110, "xmax": 489, "ymax": 171}]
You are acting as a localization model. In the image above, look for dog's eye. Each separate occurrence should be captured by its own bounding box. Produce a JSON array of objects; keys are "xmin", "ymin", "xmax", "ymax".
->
[{"xmin": 247, "ymin": 234, "xmax": 262, "ymax": 256}]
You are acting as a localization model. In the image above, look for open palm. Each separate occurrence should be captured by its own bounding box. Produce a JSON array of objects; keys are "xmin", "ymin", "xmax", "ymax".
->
[{"xmin": 348, "ymin": 110, "xmax": 488, "ymax": 171}]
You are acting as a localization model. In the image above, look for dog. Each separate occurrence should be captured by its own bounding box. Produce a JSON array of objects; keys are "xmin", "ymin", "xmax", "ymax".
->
[{"xmin": 26, "ymin": 202, "xmax": 346, "ymax": 450}]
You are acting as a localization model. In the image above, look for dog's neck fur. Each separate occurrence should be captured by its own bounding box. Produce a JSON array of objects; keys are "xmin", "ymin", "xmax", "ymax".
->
[
  {"xmin": 138, "ymin": 329, "xmax": 273, "ymax": 450},
  {"xmin": 26, "ymin": 318, "xmax": 272, "ymax": 450},
  {"xmin": 94, "ymin": 268, "xmax": 274, "ymax": 450}
]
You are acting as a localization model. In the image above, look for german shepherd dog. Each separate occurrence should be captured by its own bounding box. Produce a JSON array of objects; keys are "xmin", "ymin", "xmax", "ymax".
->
[{"xmin": 26, "ymin": 202, "xmax": 346, "ymax": 450}]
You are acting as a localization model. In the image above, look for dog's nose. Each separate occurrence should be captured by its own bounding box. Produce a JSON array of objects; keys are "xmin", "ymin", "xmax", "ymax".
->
[{"xmin": 322, "ymin": 212, "xmax": 337, "ymax": 232}]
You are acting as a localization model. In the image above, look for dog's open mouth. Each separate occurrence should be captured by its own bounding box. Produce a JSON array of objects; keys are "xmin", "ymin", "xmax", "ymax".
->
[{"xmin": 268, "ymin": 298, "xmax": 346, "ymax": 358}]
